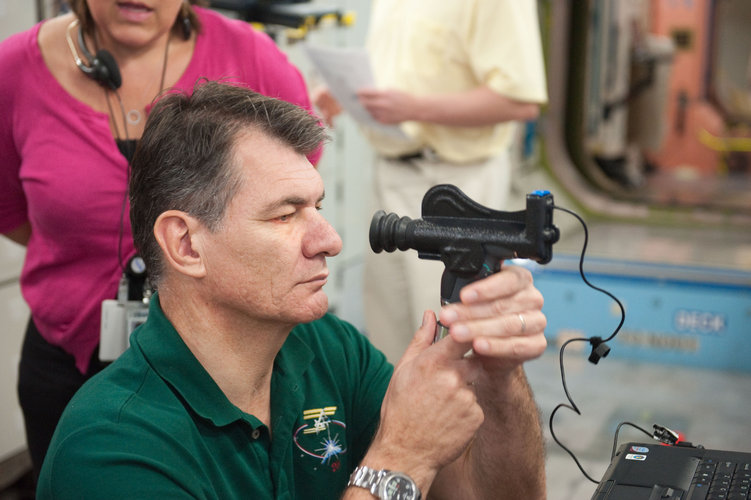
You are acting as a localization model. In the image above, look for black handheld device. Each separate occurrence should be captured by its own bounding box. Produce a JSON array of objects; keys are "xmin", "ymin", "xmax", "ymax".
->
[{"xmin": 369, "ymin": 184, "xmax": 560, "ymax": 339}]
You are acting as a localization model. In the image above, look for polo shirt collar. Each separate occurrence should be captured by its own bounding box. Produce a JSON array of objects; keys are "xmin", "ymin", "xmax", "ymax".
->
[{"xmin": 133, "ymin": 293, "xmax": 314, "ymax": 428}]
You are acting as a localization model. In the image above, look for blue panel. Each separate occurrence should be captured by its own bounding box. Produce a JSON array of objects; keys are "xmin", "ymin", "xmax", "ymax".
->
[{"xmin": 529, "ymin": 257, "xmax": 751, "ymax": 373}]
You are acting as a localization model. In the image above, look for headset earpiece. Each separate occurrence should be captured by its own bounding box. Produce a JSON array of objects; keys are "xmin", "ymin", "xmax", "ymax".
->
[
  {"xmin": 75, "ymin": 24, "xmax": 122, "ymax": 90},
  {"xmin": 178, "ymin": 0, "xmax": 193, "ymax": 40},
  {"xmin": 90, "ymin": 49, "xmax": 122, "ymax": 90},
  {"xmin": 181, "ymin": 13, "xmax": 193, "ymax": 40}
]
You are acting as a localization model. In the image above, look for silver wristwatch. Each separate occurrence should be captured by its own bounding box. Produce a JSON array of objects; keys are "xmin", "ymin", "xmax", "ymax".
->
[{"xmin": 348, "ymin": 465, "xmax": 421, "ymax": 500}]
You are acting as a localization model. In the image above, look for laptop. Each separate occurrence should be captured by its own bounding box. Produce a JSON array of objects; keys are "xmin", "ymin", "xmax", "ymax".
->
[{"xmin": 591, "ymin": 442, "xmax": 751, "ymax": 499}]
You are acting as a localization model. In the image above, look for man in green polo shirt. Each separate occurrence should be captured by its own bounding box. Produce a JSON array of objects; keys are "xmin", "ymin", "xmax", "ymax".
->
[{"xmin": 38, "ymin": 81, "xmax": 548, "ymax": 499}]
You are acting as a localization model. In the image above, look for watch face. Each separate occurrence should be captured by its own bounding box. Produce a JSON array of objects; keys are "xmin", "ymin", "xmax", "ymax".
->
[{"xmin": 379, "ymin": 473, "xmax": 418, "ymax": 500}]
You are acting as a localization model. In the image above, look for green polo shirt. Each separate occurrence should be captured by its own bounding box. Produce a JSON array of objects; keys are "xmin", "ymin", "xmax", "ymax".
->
[{"xmin": 37, "ymin": 295, "xmax": 393, "ymax": 499}]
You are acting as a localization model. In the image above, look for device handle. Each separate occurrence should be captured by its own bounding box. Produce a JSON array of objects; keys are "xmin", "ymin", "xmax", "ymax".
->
[{"xmin": 434, "ymin": 254, "xmax": 501, "ymax": 342}]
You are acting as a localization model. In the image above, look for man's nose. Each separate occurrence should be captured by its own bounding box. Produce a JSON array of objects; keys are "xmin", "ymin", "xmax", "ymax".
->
[{"xmin": 304, "ymin": 211, "xmax": 342, "ymax": 258}]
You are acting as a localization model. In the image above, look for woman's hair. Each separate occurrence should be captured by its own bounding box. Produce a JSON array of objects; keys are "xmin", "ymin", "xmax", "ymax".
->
[
  {"xmin": 129, "ymin": 80, "xmax": 327, "ymax": 286},
  {"xmin": 70, "ymin": 0, "xmax": 208, "ymax": 38}
]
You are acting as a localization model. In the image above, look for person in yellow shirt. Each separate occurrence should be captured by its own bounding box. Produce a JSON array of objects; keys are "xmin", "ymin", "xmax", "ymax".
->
[{"xmin": 314, "ymin": 0, "xmax": 548, "ymax": 362}]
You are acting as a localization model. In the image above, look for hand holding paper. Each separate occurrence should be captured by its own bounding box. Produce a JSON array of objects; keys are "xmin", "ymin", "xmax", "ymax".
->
[{"xmin": 305, "ymin": 44, "xmax": 409, "ymax": 139}]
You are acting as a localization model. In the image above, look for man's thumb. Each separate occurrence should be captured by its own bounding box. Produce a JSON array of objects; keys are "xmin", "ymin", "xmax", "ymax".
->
[{"xmin": 400, "ymin": 310, "xmax": 436, "ymax": 363}]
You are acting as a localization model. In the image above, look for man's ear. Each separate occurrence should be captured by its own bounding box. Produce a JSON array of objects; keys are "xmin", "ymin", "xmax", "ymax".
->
[{"xmin": 153, "ymin": 210, "xmax": 207, "ymax": 279}]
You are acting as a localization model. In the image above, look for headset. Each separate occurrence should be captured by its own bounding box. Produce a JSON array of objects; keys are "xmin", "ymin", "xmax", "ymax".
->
[
  {"xmin": 64, "ymin": 13, "xmax": 193, "ymax": 92},
  {"xmin": 65, "ymin": 19, "xmax": 122, "ymax": 90}
]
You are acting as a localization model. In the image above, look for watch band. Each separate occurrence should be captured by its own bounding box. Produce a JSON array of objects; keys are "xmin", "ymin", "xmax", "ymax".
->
[
  {"xmin": 348, "ymin": 465, "xmax": 421, "ymax": 500},
  {"xmin": 348, "ymin": 465, "xmax": 385, "ymax": 495}
]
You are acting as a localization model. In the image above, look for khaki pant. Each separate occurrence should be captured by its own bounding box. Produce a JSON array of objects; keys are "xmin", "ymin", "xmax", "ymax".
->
[{"xmin": 363, "ymin": 152, "xmax": 511, "ymax": 363}]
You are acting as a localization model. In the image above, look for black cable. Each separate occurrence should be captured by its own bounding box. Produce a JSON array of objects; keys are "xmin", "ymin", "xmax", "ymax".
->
[
  {"xmin": 612, "ymin": 421, "xmax": 652, "ymax": 459},
  {"xmin": 100, "ymin": 31, "xmax": 169, "ymax": 275},
  {"xmin": 549, "ymin": 404, "xmax": 600, "ymax": 483},
  {"xmin": 552, "ymin": 206, "xmax": 626, "ymax": 344},
  {"xmin": 547, "ymin": 205, "xmax": 627, "ymax": 484},
  {"xmin": 107, "ymin": 89, "xmax": 131, "ymax": 274}
]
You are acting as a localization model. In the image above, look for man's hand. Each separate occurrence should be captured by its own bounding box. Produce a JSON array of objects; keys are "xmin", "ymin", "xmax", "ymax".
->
[
  {"xmin": 358, "ymin": 311, "xmax": 485, "ymax": 494},
  {"xmin": 429, "ymin": 263, "xmax": 548, "ymax": 500},
  {"xmin": 357, "ymin": 88, "xmax": 419, "ymax": 125},
  {"xmin": 311, "ymin": 86, "xmax": 343, "ymax": 127},
  {"xmin": 352, "ymin": 264, "xmax": 547, "ymax": 499},
  {"xmin": 438, "ymin": 263, "xmax": 547, "ymax": 374}
]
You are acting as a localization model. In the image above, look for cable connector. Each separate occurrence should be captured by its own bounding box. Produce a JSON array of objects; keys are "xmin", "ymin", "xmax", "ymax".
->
[
  {"xmin": 652, "ymin": 424, "xmax": 680, "ymax": 445},
  {"xmin": 588, "ymin": 336, "xmax": 611, "ymax": 364}
]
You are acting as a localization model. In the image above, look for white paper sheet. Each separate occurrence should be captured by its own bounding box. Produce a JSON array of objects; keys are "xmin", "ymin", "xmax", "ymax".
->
[{"xmin": 304, "ymin": 44, "xmax": 409, "ymax": 140}]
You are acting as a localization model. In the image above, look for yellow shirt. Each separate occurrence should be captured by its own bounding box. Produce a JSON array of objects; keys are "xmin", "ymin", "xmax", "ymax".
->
[{"xmin": 364, "ymin": 0, "xmax": 548, "ymax": 163}]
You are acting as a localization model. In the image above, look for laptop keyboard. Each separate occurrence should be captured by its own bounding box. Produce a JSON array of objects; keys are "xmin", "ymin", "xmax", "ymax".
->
[{"xmin": 687, "ymin": 458, "xmax": 751, "ymax": 499}]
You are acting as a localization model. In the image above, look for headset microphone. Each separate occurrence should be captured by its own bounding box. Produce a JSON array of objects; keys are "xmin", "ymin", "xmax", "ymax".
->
[{"xmin": 65, "ymin": 20, "xmax": 122, "ymax": 90}]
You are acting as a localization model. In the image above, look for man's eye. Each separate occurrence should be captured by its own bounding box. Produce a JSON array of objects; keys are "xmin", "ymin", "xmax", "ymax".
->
[{"xmin": 277, "ymin": 213, "xmax": 293, "ymax": 222}]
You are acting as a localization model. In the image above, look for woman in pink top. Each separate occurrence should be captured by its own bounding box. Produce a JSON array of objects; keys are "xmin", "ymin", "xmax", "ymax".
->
[{"xmin": 0, "ymin": 0, "xmax": 318, "ymax": 480}]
